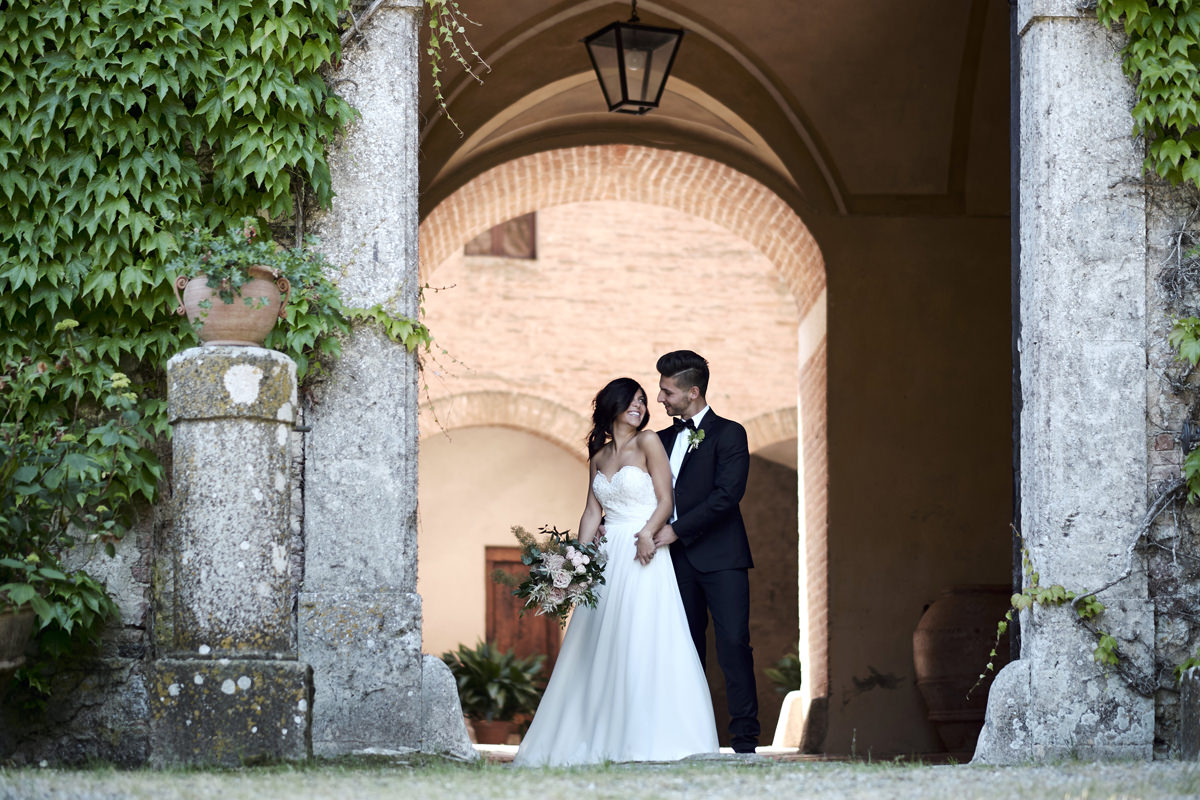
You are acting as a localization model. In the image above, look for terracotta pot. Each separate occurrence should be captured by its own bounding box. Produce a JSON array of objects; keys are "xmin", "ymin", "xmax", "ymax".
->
[
  {"xmin": 0, "ymin": 608, "xmax": 36, "ymax": 695},
  {"xmin": 173, "ymin": 266, "xmax": 291, "ymax": 346},
  {"xmin": 471, "ymin": 718, "xmax": 518, "ymax": 745},
  {"xmin": 912, "ymin": 584, "xmax": 1012, "ymax": 754}
]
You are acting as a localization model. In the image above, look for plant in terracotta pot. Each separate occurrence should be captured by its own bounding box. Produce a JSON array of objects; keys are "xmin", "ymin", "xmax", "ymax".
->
[
  {"xmin": 168, "ymin": 216, "xmax": 350, "ymax": 349},
  {"xmin": 0, "ymin": 321, "xmax": 136, "ymax": 700},
  {"xmin": 441, "ymin": 640, "xmax": 545, "ymax": 744}
]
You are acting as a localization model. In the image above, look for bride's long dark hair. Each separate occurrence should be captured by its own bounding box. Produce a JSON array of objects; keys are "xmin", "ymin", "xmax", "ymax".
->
[{"xmin": 586, "ymin": 377, "xmax": 649, "ymax": 458}]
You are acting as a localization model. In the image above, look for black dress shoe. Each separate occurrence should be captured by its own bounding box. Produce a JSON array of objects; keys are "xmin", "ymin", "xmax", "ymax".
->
[{"xmin": 732, "ymin": 743, "xmax": 758, "ymax": 754}]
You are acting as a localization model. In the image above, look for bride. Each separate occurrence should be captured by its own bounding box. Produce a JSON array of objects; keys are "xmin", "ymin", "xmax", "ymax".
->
[{"xmin": 513, "ymin": 378, "xmax": 718, "ymax": 766}]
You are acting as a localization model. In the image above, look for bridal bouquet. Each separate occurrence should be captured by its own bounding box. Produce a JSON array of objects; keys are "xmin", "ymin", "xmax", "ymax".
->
[{"xmin": 497, "ymin": 525, "xmax": 607, "ymax": 626}]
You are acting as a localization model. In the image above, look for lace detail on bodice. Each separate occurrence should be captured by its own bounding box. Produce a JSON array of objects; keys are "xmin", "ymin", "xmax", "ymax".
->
[{"xmin": 592, "ymin": 466, "xmax": 658, "ymax": 525}]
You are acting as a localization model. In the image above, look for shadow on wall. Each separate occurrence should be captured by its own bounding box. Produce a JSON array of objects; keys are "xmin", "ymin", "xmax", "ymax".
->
[{"xmin": 705, "ymin": 453, "xmax": 799, "ymax": 746}]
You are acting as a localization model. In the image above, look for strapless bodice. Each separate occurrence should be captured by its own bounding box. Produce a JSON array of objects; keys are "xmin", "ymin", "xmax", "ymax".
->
[{"xmin": 591, "ymin": 465, "xmax": 657, "ymax": 526}]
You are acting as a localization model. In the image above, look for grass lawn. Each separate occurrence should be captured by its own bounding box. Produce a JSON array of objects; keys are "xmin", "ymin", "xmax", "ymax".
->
[{"xmin": 1, "ymin": 756, "xmax": 1198, "ymax": 800}]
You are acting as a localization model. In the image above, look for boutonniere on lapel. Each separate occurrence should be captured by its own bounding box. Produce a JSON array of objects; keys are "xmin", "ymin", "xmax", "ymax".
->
[{"xmin": 686, "ymin": 428, "xmax": 706, "ymax": 453}]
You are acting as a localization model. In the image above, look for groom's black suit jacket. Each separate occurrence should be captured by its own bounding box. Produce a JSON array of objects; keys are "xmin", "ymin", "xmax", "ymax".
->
[{"xmin": 658, "ymin": 410, "xmax": 754, "ymax": 573}]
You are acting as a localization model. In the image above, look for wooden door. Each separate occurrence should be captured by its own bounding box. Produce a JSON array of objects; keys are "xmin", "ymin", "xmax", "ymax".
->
[{"xmin": 486, "ymin": 546, "xmax": 561, "ymax": 676}]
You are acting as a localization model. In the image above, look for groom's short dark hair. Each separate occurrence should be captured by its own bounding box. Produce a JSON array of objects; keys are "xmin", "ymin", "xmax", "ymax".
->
[{"xmin": 657, "ymin": 350, "xmax": 709, "ymax": 397}]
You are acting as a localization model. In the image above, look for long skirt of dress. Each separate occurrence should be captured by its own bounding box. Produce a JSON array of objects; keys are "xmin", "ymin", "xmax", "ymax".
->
[{"xmin": 513, "ymin": 513, "xmax": 719, "ymax": 766}]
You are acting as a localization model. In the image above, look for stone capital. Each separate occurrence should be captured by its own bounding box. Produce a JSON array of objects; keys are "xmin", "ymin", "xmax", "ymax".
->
[
  {"xmin": 167, "ymin": 346, "xmax": 297, "ymax": 425},
  {"xmin": 1018, "ymin": 1, "xmax": 1101, "ymax": 35}
]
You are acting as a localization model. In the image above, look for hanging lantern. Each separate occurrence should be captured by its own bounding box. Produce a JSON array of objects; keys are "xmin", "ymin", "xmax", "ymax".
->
[{"xmin": 583, "ymin": 0, "xmax": 684, "ymax": 115}]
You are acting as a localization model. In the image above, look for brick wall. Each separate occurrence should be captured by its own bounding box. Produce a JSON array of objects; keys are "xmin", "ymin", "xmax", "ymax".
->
[{"xmin": 420, "ymin": 199, "xmax": 804, "ymax": 437}]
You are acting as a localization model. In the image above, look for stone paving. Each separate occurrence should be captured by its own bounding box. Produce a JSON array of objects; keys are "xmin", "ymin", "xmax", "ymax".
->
[{"xmin": 1, "ymin": 751, "xmax": 1198, "ymax": 800}]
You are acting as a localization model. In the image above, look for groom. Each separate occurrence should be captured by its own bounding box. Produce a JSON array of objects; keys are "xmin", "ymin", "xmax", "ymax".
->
[{"xmin": 652, "ymin": 350, "xmax": 760, "ymax": 754}]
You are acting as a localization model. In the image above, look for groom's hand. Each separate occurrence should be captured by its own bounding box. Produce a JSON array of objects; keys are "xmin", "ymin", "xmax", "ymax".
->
[{"xmin": 653, "ymin": 524, "xmax": 678, "ymax": 547}]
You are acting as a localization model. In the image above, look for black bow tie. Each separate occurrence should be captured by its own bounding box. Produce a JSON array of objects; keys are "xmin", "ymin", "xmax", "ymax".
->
[{"xmin": 673, "ymin": 417, "xmax": 696, "ymax": 431}]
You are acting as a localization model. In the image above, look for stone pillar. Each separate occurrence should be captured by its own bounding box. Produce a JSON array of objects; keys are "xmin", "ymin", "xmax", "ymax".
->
[
  {"xmin": 975, "ymin": 3, "xmax": 1153, "ymax": 762},
  {"xmin": 151, "ymin": 347, "xmax": 311, "ymax": 766},
  {"xmin": 303, "ymin": 0, "xmax": 472, "ymax": 759}
]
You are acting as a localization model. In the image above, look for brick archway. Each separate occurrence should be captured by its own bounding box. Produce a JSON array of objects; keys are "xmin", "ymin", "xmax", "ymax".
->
[
  {"xmin": 419, "ymin": 391, "xmax": 589, "ymax": 460},
  {"xmin": 418, "ymin": 144, "xmax": 829, "ymax": 747},
  {"xmin": 420, "ymin": 145, "xmax": 825, "ymax": 316},
  {"xmin": 744, "ymin": 407, "xmax": 799, "ymax": 455}
]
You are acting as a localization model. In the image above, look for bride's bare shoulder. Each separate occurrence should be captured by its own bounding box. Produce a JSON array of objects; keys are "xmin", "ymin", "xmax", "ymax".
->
[{"xmin": 635, "ymin": 429, "xmax": 666, "ymax": 453}]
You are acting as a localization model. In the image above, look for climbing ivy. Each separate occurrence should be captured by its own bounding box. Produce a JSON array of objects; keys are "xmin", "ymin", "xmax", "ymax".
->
[
  {"xmin": 0, "ymin": 0, "xmax": 358, "ymax": 539},
  {"xmin": 348, "ymin": 304, "xmax": 434, "ymax": 353},
  {"xmin": 424, "ymin": 0, "xmax": 488, "ymax": 132},
  {"xmin": 976, "ymin": 541, "xmax": 1114, "ymax": 696},
  {"xmin": 0, "ymin": 1, "xmax": 462, "ymax": 575},
  {"xmin": 1098, "ymin": 0, "xmax": 1200, "ymax": 188}
]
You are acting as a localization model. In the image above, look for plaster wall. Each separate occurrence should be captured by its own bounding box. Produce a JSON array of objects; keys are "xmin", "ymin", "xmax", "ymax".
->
[
  {"xmin": 815, "ymin": 214, "xmax": 1013, "ymax": 756},
  {"xmin": 417, "ymin": 426, "xmax": 801, "ymax": 743},
  {"xmin": 417, "ymin": 427, "xmax": 582, "ymax": 659}
]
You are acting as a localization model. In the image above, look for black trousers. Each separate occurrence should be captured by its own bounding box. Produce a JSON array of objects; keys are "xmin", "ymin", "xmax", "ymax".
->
[{"xmin": 673, "ymin": 551, "xmax": 760, "ymax": 751}]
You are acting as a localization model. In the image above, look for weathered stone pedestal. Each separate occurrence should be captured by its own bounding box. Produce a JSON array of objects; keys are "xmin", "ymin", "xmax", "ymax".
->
[{"xmin": 153, "ymin": 347, "xmax": 311, "ymax": 766}]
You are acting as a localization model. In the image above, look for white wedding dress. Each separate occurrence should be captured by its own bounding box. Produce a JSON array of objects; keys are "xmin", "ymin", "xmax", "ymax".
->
[{"xmin": 513, "ymin": 465, "xmax": 719, "ymax": 766}]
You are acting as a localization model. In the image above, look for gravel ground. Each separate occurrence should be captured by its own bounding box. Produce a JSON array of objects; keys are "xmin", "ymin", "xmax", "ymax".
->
[{"xmin": 1, "ymin": 757, "xmax": 1198, "ymax": 800}]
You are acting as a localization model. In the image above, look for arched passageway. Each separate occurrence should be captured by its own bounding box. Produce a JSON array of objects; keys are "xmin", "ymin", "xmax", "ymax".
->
[
  {"xmin": 404, "ymin": 0, "xmax": 1013, "ymax": 761},
  {"xmin": 294, "ymin": 0, "xmax": 1012, "ymax": 758},
  {"xmin": 417, "ymin": 145, "xmax": 828, "ymax": 745}
]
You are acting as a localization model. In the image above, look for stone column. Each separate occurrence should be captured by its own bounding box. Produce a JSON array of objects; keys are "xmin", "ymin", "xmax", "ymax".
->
[
  {"xmin": 303, "ymin": 0, "xmax": 472, "ymax": 759},
  {"xmin": 975, "ymin": 3, "xmax": 1153, "ymax": 762},
  {"xmin": 150, "ymin": 346, "xmax": 311, "ymax": 766}
]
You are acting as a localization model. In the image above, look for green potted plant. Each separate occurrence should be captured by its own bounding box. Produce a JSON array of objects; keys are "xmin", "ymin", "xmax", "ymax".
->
[
  {"xmin": 167, "ymin": 216, "xmax": 348, "ymax": 348},
  {"xmin": 0, "ymin": 320, "xmax": 136, "ymax": 699},
  {"xmin": 764, "ymin": 651, "xmax": 803, "ymax": 696},
  {"xmin": 441, "ymin": 640, "xmax": 546, "ymax": 744}
]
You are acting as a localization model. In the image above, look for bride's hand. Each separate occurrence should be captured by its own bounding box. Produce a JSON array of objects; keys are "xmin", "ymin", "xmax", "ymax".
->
[{"xmin": 635, "ymin": 533, "xmax": 656, "ymax": 565}]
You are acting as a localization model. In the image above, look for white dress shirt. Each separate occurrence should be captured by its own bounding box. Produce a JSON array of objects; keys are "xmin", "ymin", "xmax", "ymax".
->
[{"xmin": 669, "ymin": 405, "xmax": 709, "ymax": 521}]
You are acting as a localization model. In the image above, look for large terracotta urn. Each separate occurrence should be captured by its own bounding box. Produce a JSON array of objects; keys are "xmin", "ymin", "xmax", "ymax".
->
[
  {"xmin": 173, "ymin": 266, "xmax": 290, "ymax": 346},
  {"xmin": 912, "ymin": 584, "xmax": 1012, "ymax": 754}
]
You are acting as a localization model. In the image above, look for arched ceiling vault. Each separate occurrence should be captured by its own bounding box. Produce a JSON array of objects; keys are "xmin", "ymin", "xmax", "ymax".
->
[{"xmin": 417, "ymin": 0, "xmax": 1009, "ymax": 223}]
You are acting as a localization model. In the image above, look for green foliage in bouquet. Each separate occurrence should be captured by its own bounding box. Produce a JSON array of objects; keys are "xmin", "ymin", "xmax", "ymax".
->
[
  {"xmin": 494, "ymin": 524, "xmax": 607, "ymax": 627},
  {"xmin": 441, "ymin": 640, "xmax": 545, "ymax": 722}
]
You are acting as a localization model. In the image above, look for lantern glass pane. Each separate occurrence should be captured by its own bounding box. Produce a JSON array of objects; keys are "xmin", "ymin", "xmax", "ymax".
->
[
  {"xmin": 585, "ymin": 27, "xmax": 623, "ymax": 109},
  {"xmin": 620, "ymin": 27, "xmax": 679, "ymax": 105}
]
